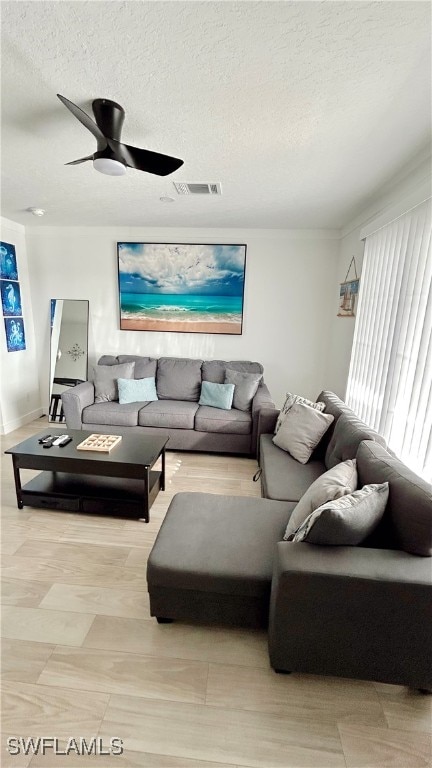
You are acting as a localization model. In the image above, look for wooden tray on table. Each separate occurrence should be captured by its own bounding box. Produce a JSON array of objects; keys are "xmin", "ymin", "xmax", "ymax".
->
[{"xmin": 76, "ymin": 434, "xmax": 122, "ymax": 452}]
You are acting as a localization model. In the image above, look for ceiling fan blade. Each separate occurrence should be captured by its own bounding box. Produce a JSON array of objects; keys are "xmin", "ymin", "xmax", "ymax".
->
[
  {"xmin": 92, "ymin": 98, "xmax": 125, "ymax": 141},
  {"xmin": 57, "ymin": 94, "xmax": 107, "ymax": 147},
  {"xmin": 109, "ymin": 139, "xmax": 183, "ymax": 176},
  {"xmin": 65, "ymin": 155, "xmax": 94, "ymax": 166}
]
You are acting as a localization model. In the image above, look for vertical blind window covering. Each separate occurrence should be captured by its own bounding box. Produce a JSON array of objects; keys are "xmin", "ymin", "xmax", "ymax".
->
[{"xmin": 346, "ymin": 198, "xmax": 432, "ymax": 481}]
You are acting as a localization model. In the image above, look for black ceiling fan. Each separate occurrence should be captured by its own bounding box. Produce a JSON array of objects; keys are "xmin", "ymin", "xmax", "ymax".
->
[{"xmin": 57, "ymin": 94, "xmax": 184, "ymax": 177}]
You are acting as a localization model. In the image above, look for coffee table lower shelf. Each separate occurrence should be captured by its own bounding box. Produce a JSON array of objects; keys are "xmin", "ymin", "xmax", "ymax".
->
[{"xmin": 20, "ymin": 471, "xmax": 161, "ymax": 519}]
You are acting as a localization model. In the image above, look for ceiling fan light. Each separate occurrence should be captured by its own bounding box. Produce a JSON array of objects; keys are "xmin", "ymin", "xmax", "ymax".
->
[{"xmin": 93, "ymin": 157, "xmax": 126, "ymax": 176}]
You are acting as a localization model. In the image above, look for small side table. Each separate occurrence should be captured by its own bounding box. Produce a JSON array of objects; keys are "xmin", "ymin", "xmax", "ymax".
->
[{"xmin": 49, "ymin": 393, "xmax": 65, "ymax": 422}]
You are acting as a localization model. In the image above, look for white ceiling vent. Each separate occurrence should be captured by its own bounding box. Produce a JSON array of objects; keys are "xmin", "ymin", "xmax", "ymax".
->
[{"xmin": 174, "ymin": 182, "xmax": 222, "ymax": 195}]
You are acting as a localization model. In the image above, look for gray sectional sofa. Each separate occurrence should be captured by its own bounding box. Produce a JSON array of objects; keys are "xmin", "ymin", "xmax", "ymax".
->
[
  {"xmin": 147, "ymin": 390, "xmax": 432, "ymax": 689},
  {"xmin": 257, "ymin": 390, "xmax": 387, "ymax": 503},
  {"xmin": 61, "ymin": 355, "xmax": 274, "ymax": 456}
]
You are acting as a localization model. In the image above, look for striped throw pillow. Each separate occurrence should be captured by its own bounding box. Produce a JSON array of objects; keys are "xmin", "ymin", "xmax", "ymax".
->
[{"xmin": 275, "ymin": 392, "xmax": 325, "ymax": 434}]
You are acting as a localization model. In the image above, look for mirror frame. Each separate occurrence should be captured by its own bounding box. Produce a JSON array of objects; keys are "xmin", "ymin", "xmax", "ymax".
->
[{"xmin": 49, "ymin": 299, "xmax": 89, "ymax": 422}]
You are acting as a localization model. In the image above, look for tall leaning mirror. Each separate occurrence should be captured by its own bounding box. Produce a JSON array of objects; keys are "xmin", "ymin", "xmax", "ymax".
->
[{"xmin": 49, "ymin": 299, "xmax": 89, "ymax": 422}]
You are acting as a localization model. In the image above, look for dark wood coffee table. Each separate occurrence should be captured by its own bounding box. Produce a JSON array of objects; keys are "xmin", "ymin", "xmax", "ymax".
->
[{"xmin": 5, "ymin": 429, "xmax": 169, "ymax": 522}]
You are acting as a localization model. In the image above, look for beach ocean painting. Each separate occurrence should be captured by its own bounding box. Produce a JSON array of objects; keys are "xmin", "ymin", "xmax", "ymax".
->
[{"xmin": 117, "ymin": 242, "xmax": 246, "ymax": 334}]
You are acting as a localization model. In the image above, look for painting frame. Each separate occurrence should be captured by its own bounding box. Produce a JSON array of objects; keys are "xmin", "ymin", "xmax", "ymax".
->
[
  {"xmin": 337, "ymin": 278, "xmax": 360, "ymax": 317},
  {"xmin": 117, "ymin": 242, "xmax": 247, "ymax": 335},
  {"xmin": 0, "ymin": 241, "xmax": 18, "ymax": 280},
  {"xmin": 1, "ymin": 279, "xmax": 22, "ymax": 316},
  {"xmin": 4, "ymin": 317, "xmax": 26, "ymax": 352}
]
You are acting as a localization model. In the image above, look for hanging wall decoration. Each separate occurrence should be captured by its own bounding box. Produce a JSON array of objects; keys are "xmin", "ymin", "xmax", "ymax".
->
[
  {"xmin": 1, "ymin": 241, "xmax": 26, "ymax": 351},
  {"xmin": 4, "ymin": 317, "xmax": 26, "ymax": 352},
  {"xmin": 0, "ymin": 241, "xmax": 18, "ymax": 280},
  {"xmin": 1, "ymin": 279, "xmax": 22, "ymax": 316},
  {"xmin": 117, "ymin": 242, "xmax": 247, "ymax": 334},
  {"xmin": 337, "ymin": 256, "xmax": 360, "ymax": 318},
  {"xmin": 67, "ymin": 343, "xmax": 85, "ymax": 361}
]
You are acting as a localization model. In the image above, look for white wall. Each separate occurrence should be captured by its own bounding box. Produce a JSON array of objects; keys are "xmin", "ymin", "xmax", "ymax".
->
[
  {"xmin": 26, "ymin": 226, "xmax": 340, "ymax": 410},
  {"xmin": 323, "ymin": 231, "xmax": 365, "ymax": 398},
  {"xmin": 9, "ymin": 152, "xmax": 431, "ymax": 424},
  {"xmin": 0, "ymin": 217, "xmax": 42, "ymax": 433},
  {"xmin": 324, "ymin": 152, "xmax": 432, "ymax": 397}
]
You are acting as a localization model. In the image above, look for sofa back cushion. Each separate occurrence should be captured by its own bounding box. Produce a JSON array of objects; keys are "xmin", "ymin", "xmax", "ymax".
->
[
  {"xmin": 356, "ymin": 440, "xmax": 432, "ymax": 556},
  {"xmin": 98, "ymin": 355, "xmax": 157, "ymax": 380},
  {"xmin": 325, "ymin": 412, "xmax": 386, "ymax": 470},
  {"xmin": 316, "ymin": 390, "xmax": 350, "ymax": 421},
  {"xmin": 98, "ymin": 355, "xmax": 119, "ymax": 366},
  {"xmin": 117, "ymin": 355, "xmax": 157, "ymax": 379},
  {"xmin": 157, "ymin": 357, "xmax": 203, "ymax": 401},
  {"xmin": 202, "ymin": 360, "xmax": 264, "ymax": 384},
  {"xmin": 313, "ymin": 390, "xmax": 352, "ymax": 459}
]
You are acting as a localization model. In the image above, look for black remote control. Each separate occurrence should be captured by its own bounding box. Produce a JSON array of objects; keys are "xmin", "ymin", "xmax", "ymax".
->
[
  {"xmin": 58, "ymin": 437, "xmax": 72, "ymax": 447},
  {"xmin": 38, "ymin": 434, "xmax": 52, "ymax": 444},
  {"xmin": 43, "ymin": 437, "xmax": 56, "ymax": 448}
]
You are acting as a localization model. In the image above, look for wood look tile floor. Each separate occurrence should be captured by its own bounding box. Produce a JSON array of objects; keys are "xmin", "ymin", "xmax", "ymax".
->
[{"xmin": 1, "ymin": 419, "xmax": 431, "ymax": 768}]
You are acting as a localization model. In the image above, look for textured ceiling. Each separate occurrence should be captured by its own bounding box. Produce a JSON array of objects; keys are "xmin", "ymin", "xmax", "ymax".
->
[{"xmin": 1, "ymin": 1, "xmax": 430, "ymax": 228}]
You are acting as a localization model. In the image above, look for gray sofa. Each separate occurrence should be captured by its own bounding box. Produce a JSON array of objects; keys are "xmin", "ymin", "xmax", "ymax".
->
[
  {"xmin": 147, "ymin": 390, "xmax": 432, "ymax": 689},
  {"xmin": 61, "ymin": 355, "xmax": 274, "ymax": 456}
]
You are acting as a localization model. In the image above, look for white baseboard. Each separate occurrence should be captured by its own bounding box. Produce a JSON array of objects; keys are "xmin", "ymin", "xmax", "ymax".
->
[{"xmin": 0, "ymin": 407, "xmax": 45, "ymax": 435}]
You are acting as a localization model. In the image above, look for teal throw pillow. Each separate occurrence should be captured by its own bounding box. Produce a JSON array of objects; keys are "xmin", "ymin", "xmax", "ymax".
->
[
  {"xmin": 199, "ymin": 381, "xmax": 235, "ymax": 410},
  {"xmin": 118, "ymin": 377, "xmax": 158, "ymax": 404}
]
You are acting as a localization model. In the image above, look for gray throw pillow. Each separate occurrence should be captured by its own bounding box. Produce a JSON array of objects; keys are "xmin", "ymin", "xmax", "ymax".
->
[
  {"xmin": 273, "ymin": 403, "xmax": 334, "ymax": 464},
  {"xmin": 93, "ymin": 362, "xmax": 135, "ymax": 403},
  {"xmin": 224, "ymin": 369, "xmax": 262, "ymax": 411},
  {"xmin": 275, "ymin": 392, "xmax": 325, "ymax": 433},
  {"xmin": 284, "ymin": 459, "xmax": 358, "ymax": 540},
  {"xmin": 287, "ymin": 482, "xmax": 389, "ymax": 545}
]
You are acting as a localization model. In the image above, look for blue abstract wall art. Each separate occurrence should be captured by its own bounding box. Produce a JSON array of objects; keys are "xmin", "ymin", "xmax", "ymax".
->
[
  {"xmin": 1, "ymin": 241, "xmax": 26, "ymax": 351},
  {"xmin": 4, "ymin": 317, "xmax": 26, "ymax": 352},
  {"xmin": 0, "ymin": 241, "xmax": 18, "ymax": 280},
  {"xmin": 1, "ymin": 280, "xmax": 22, "ymax": 316}
]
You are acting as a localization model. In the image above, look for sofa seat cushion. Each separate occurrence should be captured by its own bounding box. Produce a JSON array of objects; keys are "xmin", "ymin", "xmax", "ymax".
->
[
  {"xmin": 138, "ymin": 400, "xmax": 198, "ymax": 429},
  {"xmin": 195, "ymin": 405, "xmax": 251, "ymax": 435},
  {"xmin": 82, "ymin": 401, "xmax": 146, "ymax": 427},
  {"xmin": 260, "ymin": 434, "xmax": 325, "ymax": 502},
  {"xmin": 157, "ymin": 357, "xmax": 203, "ymax": 401},
  {"xmin": 147, "ymin": 493, "xmax": 296, "ymax": 597}
]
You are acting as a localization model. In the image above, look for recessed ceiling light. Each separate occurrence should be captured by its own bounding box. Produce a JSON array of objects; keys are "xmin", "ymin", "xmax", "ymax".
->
[
  {"xmin": 27, "ymin": 207, "xmax": 46, "ymax": 216},
  {"xmin": 160, "ymin": 196, "xmax": 175, "ymax": 203}
]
